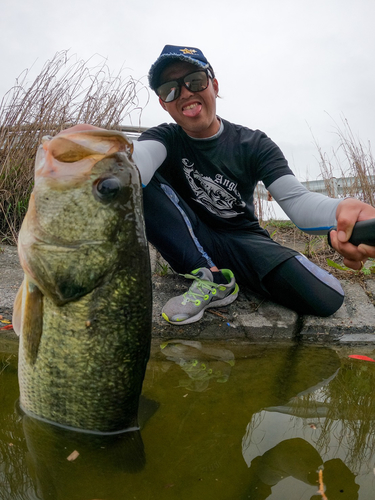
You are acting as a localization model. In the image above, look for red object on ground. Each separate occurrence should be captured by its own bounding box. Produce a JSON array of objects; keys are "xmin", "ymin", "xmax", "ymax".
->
[
  {"xmin": 348, "ymin": 354, "xmax": 375, "ymax": 362},
  {"xmin": 0, "ymin": 325, "xmax": 13, "ymax": 330}
]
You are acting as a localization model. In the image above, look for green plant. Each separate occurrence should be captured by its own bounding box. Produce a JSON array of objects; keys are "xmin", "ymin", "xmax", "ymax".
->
[
  {"xmin": 326, "ymin": 259, "xmax": 352, "ymax": 272},
  {"xmin": 363, "ymin": 258, "xmax": 375, "ymax": 275},
  {"xmin": 155, "ymin": 262, "xmax": 171, "ymax": 277},
  {"xmin": 326, "ymin": 257, "xmax": 375, "ymax": 275},
  {"xmin": 264, "ymin": 219, "xmax": 295, "ymax": 230},
  {"xmin": 304, "ymin": 235, "xmax": 327, "ymax": 258}
]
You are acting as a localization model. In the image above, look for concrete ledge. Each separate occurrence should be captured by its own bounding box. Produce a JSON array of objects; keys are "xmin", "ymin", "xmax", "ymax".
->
[
  {"xmin": 151, "ymin": 275, "xmax": 300, "ymax": 341},
  {"xmin": 299, "ymin": 280, "xmax": 375, "ymax": 343},
  {"xmin": 1, "ymin": 244, "xmax": 375, "ymax": 345}
]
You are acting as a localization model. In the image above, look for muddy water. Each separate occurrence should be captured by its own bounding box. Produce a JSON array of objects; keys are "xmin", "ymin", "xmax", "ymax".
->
[{"xmin": 1, "ymin": 339, "xmax": 375, "ymax": 499}]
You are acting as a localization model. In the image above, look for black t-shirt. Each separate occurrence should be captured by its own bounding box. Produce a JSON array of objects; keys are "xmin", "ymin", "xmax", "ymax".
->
[{"xmin": 139, "ymin": 118, "xmax": 294, "ymax": 230}]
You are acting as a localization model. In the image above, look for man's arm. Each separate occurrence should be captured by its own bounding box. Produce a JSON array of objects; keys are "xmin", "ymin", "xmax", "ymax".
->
[
  {"xmin": 267, "ymin": 174, "xmax": 341, "ymax": 234},
  {"xmin": 268, "ymin": 174, "xmax": 375, "ymax": 270},
  {"xmin": 132, "ymin": 140, "xmax": 167, "ymax": 186}
]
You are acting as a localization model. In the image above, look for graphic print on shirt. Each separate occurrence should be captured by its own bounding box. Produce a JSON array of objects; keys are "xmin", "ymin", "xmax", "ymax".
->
[{"xmin": 182, "ymin": 159, "xmax": 246, "ymax": 218}]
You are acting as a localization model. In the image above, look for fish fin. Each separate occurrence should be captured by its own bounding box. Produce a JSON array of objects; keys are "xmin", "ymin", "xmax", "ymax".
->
[
  {"xmin": 12, "ymin": 279, "xmax": 25, "ymax": 336},
  {"xmin": 22, "ymin": 276, "xmax": 44, "ymax": 365},
  {"xmin": 138, "ymin": 396, "xmax": 160, "ymax": 429}
]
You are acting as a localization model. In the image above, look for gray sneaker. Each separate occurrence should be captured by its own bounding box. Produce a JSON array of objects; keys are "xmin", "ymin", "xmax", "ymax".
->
[{"xmin": 162, "ymin": 268, "xmax": 239, "ymax": 325}]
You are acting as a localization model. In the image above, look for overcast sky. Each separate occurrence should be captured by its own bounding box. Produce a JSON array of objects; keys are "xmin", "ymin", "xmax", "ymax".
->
[{"xmin": 1, "ymin": 0, "xmax": 375, "ymax": 183}]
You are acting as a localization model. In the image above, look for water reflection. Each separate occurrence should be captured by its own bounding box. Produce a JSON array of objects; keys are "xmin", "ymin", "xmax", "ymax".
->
[
  {"xmin": 2, "ymin": 342, "xmax": 375, "ymax": 499},
  {"xmin": 243, "ymin": 434, "xmax": 359, "ymax": 499},
  {"xmin": 22, "ymin": 415, "xmax": 145, "ymax": 500},
  {"xmin": 160, "ymin": 340, "xmax": 235, "ymax": 391},
  {"xmin": 0, "ymin": 394, "xmax": 159, "ymax": 500},
  {"xmin": 0, "ymin": 348, "xmax": 155, "ymax": 500},
  {"xmin": 242, "ymin": 355, "xmax": 375, "ymax": 498}
]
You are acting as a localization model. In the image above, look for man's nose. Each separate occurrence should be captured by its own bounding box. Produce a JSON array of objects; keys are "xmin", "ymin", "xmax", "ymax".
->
[{"xmin": 179, "ymin": 84, "xmax": 194, "ymax": 98}]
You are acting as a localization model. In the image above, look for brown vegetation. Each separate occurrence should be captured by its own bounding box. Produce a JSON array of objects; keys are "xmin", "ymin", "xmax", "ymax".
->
[
  {"xmin": 0, "ymin": 50, "xmax": 148, "ymax": 243},
  {"xmin": 315, "ymin": 117, "xmax": 375, "ymax": 206}
]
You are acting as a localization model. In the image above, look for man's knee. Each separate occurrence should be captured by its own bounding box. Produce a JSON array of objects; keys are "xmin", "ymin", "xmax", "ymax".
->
[{"xmin": 263, "ymin": 255, "xmax": 345, "ymax": 317}]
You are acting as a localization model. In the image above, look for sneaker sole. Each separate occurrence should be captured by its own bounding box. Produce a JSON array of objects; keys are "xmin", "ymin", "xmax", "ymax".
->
[{"xmin": 163, "ymin": 287, "xmax": 239, "ymax": 326}]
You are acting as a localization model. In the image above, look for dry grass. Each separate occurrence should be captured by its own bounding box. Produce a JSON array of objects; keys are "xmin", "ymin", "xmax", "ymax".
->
[
  {"xmin": 314, "ymin": 117, "xmax": 375, "ymax": 205},
  {"xmin": 308, "ymin": 117, "xmax": 375, "ymax": 280},
  {"xmin": 259, "ymin": 118, "xmax": 375, "ymax": 283},
  {"xmin": 257, "ymin": 118, "xmax": 375, "ymax": 222},
  {"xmin": 0, "ymin": 50, "xmax": 149, "ymax": 244},
  {"xmin": 254, "ymin": 185, "xmax": 277, "ymax": 223}
]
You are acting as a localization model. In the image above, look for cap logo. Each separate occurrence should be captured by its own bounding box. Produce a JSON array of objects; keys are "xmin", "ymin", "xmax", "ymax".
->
[{"xmin": 179, "ymin": 48, "xmax": 198, "ymax": 55}]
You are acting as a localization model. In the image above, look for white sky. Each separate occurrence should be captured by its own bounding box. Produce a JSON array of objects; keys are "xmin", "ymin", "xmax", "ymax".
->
[{"xmin": 1, "ymin": 0, "xmax": 375, "ymax": 183}]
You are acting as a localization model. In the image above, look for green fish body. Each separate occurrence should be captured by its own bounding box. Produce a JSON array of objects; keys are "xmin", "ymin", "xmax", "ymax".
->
[{"xmin": 13, "ymin": 125, "xmax": 152, "ymax": 434}]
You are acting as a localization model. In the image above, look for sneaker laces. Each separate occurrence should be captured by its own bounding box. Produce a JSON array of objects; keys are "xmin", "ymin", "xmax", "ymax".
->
[{"xmin": 180, "ymin": 273, "xmax": 221, "ymax": 305}]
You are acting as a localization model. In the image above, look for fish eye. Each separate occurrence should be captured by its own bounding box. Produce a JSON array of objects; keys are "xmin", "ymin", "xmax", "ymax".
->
[{"xmin": 94, "ymin": 176, "xmax": 121, "ymax": 201}]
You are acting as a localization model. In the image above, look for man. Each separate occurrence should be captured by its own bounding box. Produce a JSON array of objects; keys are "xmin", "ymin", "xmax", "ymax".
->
[{"xmin": 131, "ymin": 44, "xmax": 375, "ymax": 325}]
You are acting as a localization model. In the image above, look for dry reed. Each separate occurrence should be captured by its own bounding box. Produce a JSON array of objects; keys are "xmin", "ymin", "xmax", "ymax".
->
[
  {"xmin": 0, "ymin": 50, "xmax": 149, "ymax": 244},
  {"xmin": 315, "ymin": 117, "xmax": 375, "ymax": 205}
]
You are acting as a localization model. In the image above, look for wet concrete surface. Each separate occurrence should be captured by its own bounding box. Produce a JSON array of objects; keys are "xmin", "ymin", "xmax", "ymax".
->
[{"xmin": 1, "ymin": 242, "xmax": 375, "ymax": 345}]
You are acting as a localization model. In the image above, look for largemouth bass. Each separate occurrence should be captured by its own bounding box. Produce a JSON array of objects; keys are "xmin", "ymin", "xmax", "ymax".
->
[{"xmin": 13, "ymin": 124, "xmax": 152, "ymax": 434}]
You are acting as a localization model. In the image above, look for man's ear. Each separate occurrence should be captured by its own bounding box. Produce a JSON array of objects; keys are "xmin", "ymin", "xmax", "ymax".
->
[
  {"xmin": 212, "ymin": 78, "xmax": 219, "ymax": 97},
  {"xmin": 159, "ymin": 97, "xmax": 167, "ymax": 110}
]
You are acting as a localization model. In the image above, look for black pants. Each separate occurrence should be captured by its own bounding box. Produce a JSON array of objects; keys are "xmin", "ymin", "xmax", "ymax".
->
[{"xmin": 143, "ymin": 173, "xmax": 344, "ymax": 317}]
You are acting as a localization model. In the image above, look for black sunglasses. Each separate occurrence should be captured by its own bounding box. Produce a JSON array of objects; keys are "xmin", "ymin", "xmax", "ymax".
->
[{"xmin": 156, "ymin": 69, "xmax": 213, "ymax": 103}]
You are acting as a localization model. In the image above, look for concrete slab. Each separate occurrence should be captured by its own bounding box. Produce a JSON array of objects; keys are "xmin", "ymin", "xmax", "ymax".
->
[
  {"xmin": 0, "ymin": 245, "xmax": 23, "ymax": 310},
  {"xmin": 339, "ymin": 334, "xmax": 375, "ymax": 343},
  {"xmin": 299, "ymin": 280, "xmax": 375, "ymax": 342},
  {"xmin": 366, "ymin": 279, "xmax": 375, "ymax": 297}
]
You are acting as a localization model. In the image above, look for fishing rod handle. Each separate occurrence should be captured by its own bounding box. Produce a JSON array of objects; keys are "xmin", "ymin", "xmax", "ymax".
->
[{"xmin": 327, "ymin": 218, "xmax": 375, "ymax": 247}]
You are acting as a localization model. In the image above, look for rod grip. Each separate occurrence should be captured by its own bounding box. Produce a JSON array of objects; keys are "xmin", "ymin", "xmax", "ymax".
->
[{"xmin": 327, "ymin": 219, "xmax": 375, "ymax": 247}]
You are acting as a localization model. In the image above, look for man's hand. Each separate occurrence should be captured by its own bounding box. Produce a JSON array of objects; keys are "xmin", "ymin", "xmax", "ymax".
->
[{"xmin": 329, "ymin": 198, "xmax": 375, "ymax": 270}]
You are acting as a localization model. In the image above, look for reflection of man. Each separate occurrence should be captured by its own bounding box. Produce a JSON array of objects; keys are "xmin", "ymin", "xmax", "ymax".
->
[
  {"xmin": 245, "ymin": 438, "xmax": 359, "ymax": 500},
  {"xmin": 310, "ymin": 459, "xmax": 359, "ymax": 500}
]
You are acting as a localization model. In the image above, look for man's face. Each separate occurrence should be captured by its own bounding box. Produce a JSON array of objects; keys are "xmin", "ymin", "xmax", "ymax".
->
[{"xmin": 158, "ymin": 61, "xmax": 220, "ymax": 139}]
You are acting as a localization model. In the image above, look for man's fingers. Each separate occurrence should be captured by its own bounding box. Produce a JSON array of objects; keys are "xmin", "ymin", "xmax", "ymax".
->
[
  {"xmin": 343, "ymin": 257, "xmax": 367, "ymax": 271},
  {"xmin": 330, "ymin": 231, "xmax": 371, "ymax": 262}
]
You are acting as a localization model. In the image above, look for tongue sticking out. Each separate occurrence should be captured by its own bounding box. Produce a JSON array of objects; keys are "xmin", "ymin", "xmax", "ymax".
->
[{"xmin": 182, "ymin": 103, "xmax": 202, "ymax": 117}]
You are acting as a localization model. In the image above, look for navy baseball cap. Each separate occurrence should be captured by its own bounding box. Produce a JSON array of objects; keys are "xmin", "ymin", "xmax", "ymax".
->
[{"xmin": 148, "ymin": 45, "xmax": 215, "ymax": 92}]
